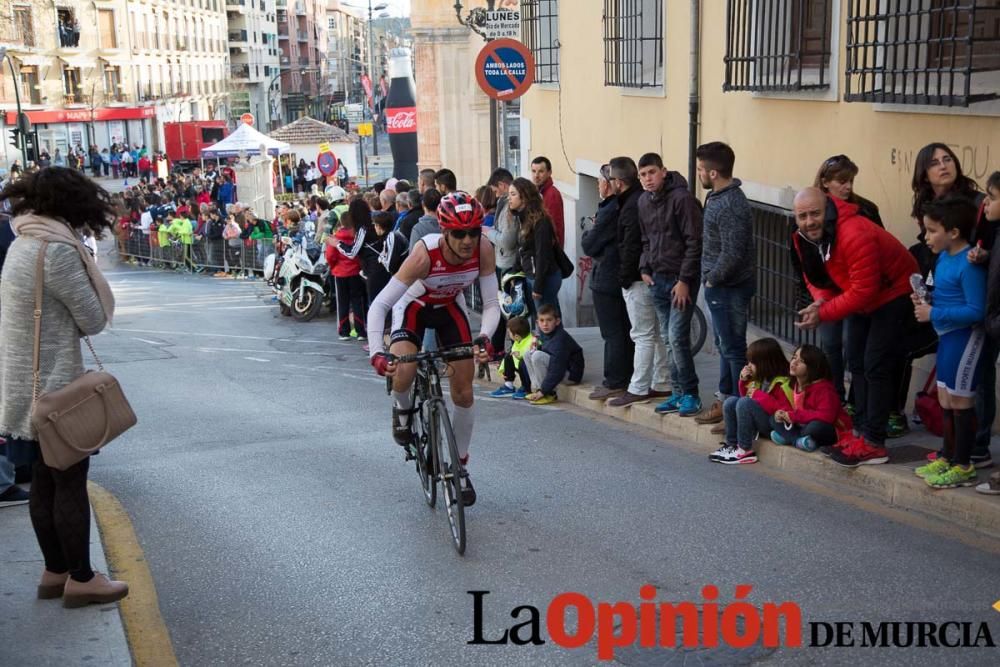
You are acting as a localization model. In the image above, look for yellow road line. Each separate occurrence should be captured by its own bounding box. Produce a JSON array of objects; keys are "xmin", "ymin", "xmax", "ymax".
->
[{"xmin": 89, "ymin": 481, "xmax": 179, "ymax": 667}]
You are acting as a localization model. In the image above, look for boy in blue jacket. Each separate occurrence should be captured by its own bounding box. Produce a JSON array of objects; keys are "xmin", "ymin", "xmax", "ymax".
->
[
  {"xmin": 913, "ymin": 196, "xmax": 987, "ymax": 489},
  {"xmin": 525, "ymin": 304, "xmax": 585, "ymax": 405}
]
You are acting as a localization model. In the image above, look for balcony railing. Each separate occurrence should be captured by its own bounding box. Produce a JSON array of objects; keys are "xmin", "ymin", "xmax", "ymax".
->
[
  {"xmin": 295, "ymin": 2, "xmax": 306, "ymax": 15},
  {"xmin": 229, "ymin": 30, "xmax": 248, "ymax": 43},
  {"xmin": 297, "ymin": 31, "xmax": 309, "ymax": 42},
  {"xmin": 231, "ymin": 64, "xmax": 251, "ymax": 79}
]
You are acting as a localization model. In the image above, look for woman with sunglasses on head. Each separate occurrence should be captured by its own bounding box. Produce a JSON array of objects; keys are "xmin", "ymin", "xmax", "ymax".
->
[
  {"xmin": 807, "ymin": 155, "xmax": 884, "ymax": 418},
  {"xmin": 508, "ymin": 177, "xmax": 562, "ymax": 317},
  {"xmin": 911, "ymin": 143, "xmax": 995, "ymax": 470}
]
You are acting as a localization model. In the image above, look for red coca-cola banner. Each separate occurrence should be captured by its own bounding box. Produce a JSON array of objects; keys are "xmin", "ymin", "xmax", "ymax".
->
[{"xmin": 385, "ymin": 107, "xmax": 417, "ymax": 134}]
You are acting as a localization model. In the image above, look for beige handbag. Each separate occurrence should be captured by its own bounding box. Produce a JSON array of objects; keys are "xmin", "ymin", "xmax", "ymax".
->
[{"xmin": 30, "ymin": 242, "xmax": 136, "ymax": 470}]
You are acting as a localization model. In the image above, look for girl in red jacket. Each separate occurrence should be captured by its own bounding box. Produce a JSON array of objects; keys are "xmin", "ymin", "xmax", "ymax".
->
[
  {"xmin": 771, "ymin": 344, "xmax": 852, "ymax": 453},
  {"xmin": 710, "ymin": 338, "xmax": 793, "ymax": 465},
  {"xmin": 325, "ymin": 200, "xmax": 369, "ymax": 340}
]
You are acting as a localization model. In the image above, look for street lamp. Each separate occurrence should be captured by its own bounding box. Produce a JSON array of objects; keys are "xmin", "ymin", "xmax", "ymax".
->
[
  {"xmin": 453, "ymin": 1, "xmax": 500, "ymax": 170},
  {"xmin": 343, "ymin": 1, "xmax": 387, "ymax": 156},
  {"xmin": 0, "ymin": 46, "xmax": 29, "ymax": 167},
  {"xmin": 266, "ymin": 67, "xmax": 318, "ymax": 130}
]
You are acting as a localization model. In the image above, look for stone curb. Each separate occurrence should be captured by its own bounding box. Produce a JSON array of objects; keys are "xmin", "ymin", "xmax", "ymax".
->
[{"xmin": 478, "ymin": 375, "xmax": 1000, "ymax": 540}]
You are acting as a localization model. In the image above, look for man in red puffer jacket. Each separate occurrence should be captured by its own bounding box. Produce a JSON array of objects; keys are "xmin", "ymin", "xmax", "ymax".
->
[{"xmin": 791, "ymin": 187, "xmax": 918, "ymax": 467}]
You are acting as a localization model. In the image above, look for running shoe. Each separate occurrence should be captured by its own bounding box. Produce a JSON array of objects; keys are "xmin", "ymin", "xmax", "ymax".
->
[
  {"xmin": 349, "ymin": 329, "xmax": 359, "ymax": 339},
  {"xmin": 338, "ymin": 335, "xmax": 351, "ymax": 341},
  {"xmin": 915, "ymin": 457, "xmax": 951, "ymax": 478},
  {"xmin": 770, "ymin": 429, "xmax": 792, "ymax": 446},
  {"xmin": 887, "ymin": 412, "xmax": 909, "ymax": 439},
  {"xmin": 718, "ymin": 446, "xmax": 758, "ymax": 465},
  {"xmin": 490, "ymin": 386, "xmax": 516, "ymax": 398},
  {"xmin": 709, "ymin": 443, "xmax": 735, "ymax": 463},
  {"xmin": 391, "ymin": 406, "xmax": 414, "ymax": 446},
  {"xmin": 677, "ymin": 395, "xmax": 703, "ymax": 417},
  {"xmin": 925, "ymin": 464, "xmax": 978, "ymax": 489},
  {"xmin": 654, "ymin": 394, "xmax": 682, "ymax": 414},
  {"xmin": 831, "ymin": 437, "xmax": 889, "ymax": 467},
  {"xmin": 793, "ymin": 436, "xmax": 818, "ymax": 452},
  {"xmin": 511, "ymin": 389, "xmax": 527, "ymax": 400},
  {"xmin": 529, "ymin": 394, "xmax": 558, "ymax": 406}
]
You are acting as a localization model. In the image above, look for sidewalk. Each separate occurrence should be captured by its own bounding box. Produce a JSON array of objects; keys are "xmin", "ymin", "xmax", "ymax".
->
[
  {"xmin": 483, "ymin": 327, "xmax": 1000, "ymax": 540},
  {"xmin": 0, "ymin": 498, "xmax": 131, "ymax": 666}
]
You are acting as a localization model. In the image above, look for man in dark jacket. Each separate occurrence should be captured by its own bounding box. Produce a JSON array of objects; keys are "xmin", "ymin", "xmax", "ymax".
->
[
  {"xmin": 695, "ymin": 142, "xmax": 755, "ymax": 426},
  {"xmin": 635, "ymin": 152, "xmax": 704, "ymax": 417},
  {"xmin": 607, "ymin": 156, "xmax": 672, "ymax": 408},
  {"xmin": 582, "ymin": 164, "xmax": 634, "ymax": 400},
  {"xmin": 396, "ymin": 190, "xmax": 423, "ymax": 241}
]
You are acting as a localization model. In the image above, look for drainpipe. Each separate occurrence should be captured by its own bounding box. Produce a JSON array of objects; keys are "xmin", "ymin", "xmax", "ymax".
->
[{"xmin": 687, "ymin": 0, "xmax": 701, "ymax": 193}]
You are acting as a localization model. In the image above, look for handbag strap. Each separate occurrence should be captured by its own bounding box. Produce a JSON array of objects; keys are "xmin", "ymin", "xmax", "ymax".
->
[
  {"xmin": 922, "ymin": 365, "xmax": 937, "ymax": 395},
  {"xmin": 31, "ymin": 242, "xmax": 105, "ymax": 405}
]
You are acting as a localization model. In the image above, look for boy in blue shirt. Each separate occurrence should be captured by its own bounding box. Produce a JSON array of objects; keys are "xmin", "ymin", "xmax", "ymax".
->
[{"xmin": 913, "ymin": 196, "xmax": 987, "ymax": 489}]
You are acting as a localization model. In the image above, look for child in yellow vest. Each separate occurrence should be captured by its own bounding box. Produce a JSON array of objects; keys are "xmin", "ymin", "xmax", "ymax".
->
[{"xmin": 489, "ymin": 316, "xmax": 535, "ymax": 400}]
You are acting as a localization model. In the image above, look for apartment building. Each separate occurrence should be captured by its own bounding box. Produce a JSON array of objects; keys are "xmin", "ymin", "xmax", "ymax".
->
[
  {"xmin": 517, "ymin": 0, "xmax": 1000, "ymax": 329},
  {"xmin": 226, "ymin": 0, "xmax": 281, "ymax": 127},
  {"xmin": 325, "ymin": 0, "xmax": 367, "ymax": 108},
  {"xmin": 0, "ymin": 0, "xmax": 231, "ymax": 164},
  {"xmin": 276, "ymin": 0, "xmax": 328, "ymax": 126}
]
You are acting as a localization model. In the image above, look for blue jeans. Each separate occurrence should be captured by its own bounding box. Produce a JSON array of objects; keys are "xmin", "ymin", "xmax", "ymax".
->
[
  {"xmin": 704, "ymin": 281, "xmax": 754, "ymax": 397},
  {"xmin": 0, "ymin": 450, "xmax": 14, "ymax": 495},
  {"xmin": 648, "ymin": 274, "xmax": 699, "ymax": 396},
  {"xmin": 724, "ymin": 395, "xmax": 770, "ymax": 449},
  {"xmin": 529, "ymin": 271, "xmax": 562, "ymax": 317}
]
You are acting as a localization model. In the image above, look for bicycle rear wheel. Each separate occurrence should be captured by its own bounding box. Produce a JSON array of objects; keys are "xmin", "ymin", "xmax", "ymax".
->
[{"xmin": 432, "ymin": 402, "xmax": 466, "ymax": 555}]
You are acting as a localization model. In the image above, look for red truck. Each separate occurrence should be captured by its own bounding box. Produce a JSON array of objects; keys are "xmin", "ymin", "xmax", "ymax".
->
[{"xmin": 163, "ymin": 121, "xmax": 228, "ymax": 166}]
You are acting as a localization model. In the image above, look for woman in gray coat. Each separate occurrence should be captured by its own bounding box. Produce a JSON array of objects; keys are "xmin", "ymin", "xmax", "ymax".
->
[{"xmin": 0, "ymin": 168, "xmax": 128, "ymax": 607}]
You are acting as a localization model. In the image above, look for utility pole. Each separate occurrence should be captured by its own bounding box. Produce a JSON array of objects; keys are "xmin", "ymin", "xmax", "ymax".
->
[{"xmin": 0, "ymin": 47, "xmax": 29, "ymax": 166}]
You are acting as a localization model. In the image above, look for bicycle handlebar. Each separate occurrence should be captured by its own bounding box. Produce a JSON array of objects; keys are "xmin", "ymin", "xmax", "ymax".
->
[{"xmin": 387, "ymin": 345, "xmax": 475, "ymax": 365}]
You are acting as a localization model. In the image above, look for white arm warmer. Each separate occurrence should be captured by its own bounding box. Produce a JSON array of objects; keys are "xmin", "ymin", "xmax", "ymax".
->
[
  {"xmin": 366, "ymin": 276, "xmax": 409, "ymax": 356},
  {"xmin": 478, "ymin": 271, "xmax": 500, "ymax": 339}
]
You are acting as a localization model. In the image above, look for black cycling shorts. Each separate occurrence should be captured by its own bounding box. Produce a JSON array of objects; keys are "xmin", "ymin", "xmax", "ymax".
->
[{"xmin": 390, "ymin": 301, "xmax": 472, "ymax": 349}]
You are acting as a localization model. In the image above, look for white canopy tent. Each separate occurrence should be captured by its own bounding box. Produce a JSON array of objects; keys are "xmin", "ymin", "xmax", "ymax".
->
[{"xmin": 200, "ymin": 123, "xmax": 290, "ymax": 159}]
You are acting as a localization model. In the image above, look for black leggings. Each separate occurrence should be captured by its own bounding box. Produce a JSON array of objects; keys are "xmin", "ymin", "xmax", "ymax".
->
[
  {"xmin": 335, "ymin": 275, "xmax": 368, "ymax": 337},
  {"xmin": 29, "ymin": 456, "xmax": 94, "ymax": 582}
]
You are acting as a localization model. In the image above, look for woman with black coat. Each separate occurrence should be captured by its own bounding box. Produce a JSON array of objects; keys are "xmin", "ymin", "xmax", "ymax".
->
[{"xmin": 509, "ymin": 177, "xmax": 561, "ymax": 316}]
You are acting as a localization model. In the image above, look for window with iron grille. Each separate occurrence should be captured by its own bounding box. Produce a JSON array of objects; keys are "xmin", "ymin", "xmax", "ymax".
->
[
  {"xmin": 748, "ymin": 201, "xmax": 817, "ymax": 347},
  {"xmin": 844, "ymin": 0, "xmax": 1000, "ymax": 106},
  {"xmin": 603, "ymin": 0, "xmax": 664, "ymax": 88},
  {"xmin": 521, "ymin": 0, "xmax": 560, "ymax": 84},
  {"xmin": 724, "ymin": 0, "xmax": 833, "ymax": 91}
]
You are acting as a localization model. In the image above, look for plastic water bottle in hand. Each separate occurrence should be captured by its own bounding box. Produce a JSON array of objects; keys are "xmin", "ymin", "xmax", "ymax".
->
[{"xmin": 910, "ymin": 273, "xmax": 928, "ymax": 304}]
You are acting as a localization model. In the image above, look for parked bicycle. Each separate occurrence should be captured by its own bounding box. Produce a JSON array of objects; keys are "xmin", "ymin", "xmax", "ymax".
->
[{"xmin": 385, "ymin": 344, "xmax": 473, "ymax": 555}]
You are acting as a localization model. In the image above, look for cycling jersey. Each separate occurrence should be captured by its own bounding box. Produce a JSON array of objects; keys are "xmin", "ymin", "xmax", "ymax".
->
[{"xmin": 413, "ymin": 233, "xmax": 480, "ymax": 305}]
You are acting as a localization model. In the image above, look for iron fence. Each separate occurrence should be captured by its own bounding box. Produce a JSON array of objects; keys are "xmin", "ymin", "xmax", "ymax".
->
[
  {"xmin": 522, "ymin": 0, "xmax": 561, "ymax": 84},
  {"xmin": 749, "ymin": 201, "xmax": 817, "ymax": 347},
  {"xmin": 844, "ymin": 0, "xmax": 1000, "ymax": 106},
  {"xmin": 603, "ymin": 0, "xmax": 664, "ymax": 88},
  {"xmin": 724, "ymin": 0, "xmax": 833, "ymax": 92}
]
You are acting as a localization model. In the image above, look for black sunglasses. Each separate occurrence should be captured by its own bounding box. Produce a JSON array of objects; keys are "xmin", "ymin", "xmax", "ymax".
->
[{"xmin": 449, "ymin": 228, "xmax": 482, "ymax": 240}]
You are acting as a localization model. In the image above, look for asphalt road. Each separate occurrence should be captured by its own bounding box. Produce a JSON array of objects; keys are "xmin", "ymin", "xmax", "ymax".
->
[{"xmin": 89, "ymin": 267, "xmax": 1000, "ymax": 667}]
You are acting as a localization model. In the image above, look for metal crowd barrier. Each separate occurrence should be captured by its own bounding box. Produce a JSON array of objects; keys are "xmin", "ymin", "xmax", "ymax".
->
[{"xmin": 115, "ymin": 229, "xmax": 277, "ymax": 276}]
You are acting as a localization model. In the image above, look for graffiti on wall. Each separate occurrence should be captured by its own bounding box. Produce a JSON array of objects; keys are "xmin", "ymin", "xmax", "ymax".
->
[
  {"xmin": 577, "ymin": 256, "xmax": 593, "ymax": 304},
  {"xmin": 891, "ymin": 143, "xmax": 995, "ymax": 180}
]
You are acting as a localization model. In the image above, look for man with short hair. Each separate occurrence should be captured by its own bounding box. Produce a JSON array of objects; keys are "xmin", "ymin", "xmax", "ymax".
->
[
  {"xmin": 397, "ymin": 190, "xmax": 423, "ymax": 240},
  {"xmin": 791, "ymin": 187, "xmax": 918, "ymax": 466},
  {"xmin": 434, "ymin": 168, "xmax": 457, "ymax": 194},
  {"xmin": 606, "ymin": 156, "xmax": 672, "ymax": 408},
  {"xmin": 485, "ymin": 167, "xmax": 517, "ymax": 353},
  {"xmin": 409, "ymin": 189, "xmax": 442, "ymax": 251},
  {"xmin": 635, "ymin": 152, "xmax": 704, "ymax": 417},
  {"xmin": 418, "ymin": 168, "xmax": 436, "ymax": 194},
  {"xmin": 531, "ymin": 156, "xmax": 565, "ymax": 245},
  {"xmin": 380, "ymin": 188, "xmax": 397, "ymax": 215},
  {"xmin": 694, "ymin": 141, "xmax": 755, "ymax": 427}
]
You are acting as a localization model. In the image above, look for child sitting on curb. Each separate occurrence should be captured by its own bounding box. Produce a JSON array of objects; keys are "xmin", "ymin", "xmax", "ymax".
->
[
  {"xmin": 771, "ymin": 344, "xmax": 851, "ymax": 453},
  {"xmin": 524, "ymin": 304, "xmax": 585, "ymax": 406},
  {"xmin": 490, "ymin": 316, "xmax": 535, "ymax": 400},
  {"xmin": 709, "ymin": 337, "xmax": 793, "ymax": 465}
]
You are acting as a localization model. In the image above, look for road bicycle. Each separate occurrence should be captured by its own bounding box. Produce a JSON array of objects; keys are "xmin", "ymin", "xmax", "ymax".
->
[{"xmin": 385, "ymin": 344, "xmax": 473, "ymax": 555}]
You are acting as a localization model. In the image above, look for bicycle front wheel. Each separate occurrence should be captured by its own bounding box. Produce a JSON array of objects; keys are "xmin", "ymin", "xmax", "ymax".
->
[
  {"xmin": 432, "ymin": 402, "xmax": 466, "ymax": 555},
  {"xmin": 415, "ymin": 400, "xmax": 436, "ymax": 508}
]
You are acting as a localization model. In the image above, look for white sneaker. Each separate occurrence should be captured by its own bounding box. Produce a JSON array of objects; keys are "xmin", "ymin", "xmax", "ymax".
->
[{"xmin": 708, "ymin": 444, "xmax": 734, "ymax": 463}]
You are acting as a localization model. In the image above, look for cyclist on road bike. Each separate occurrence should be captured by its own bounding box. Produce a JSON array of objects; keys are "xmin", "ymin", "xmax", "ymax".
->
[{"xmin": 367, "ymin": 191, "xmax": 500, "ymax": 506}]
